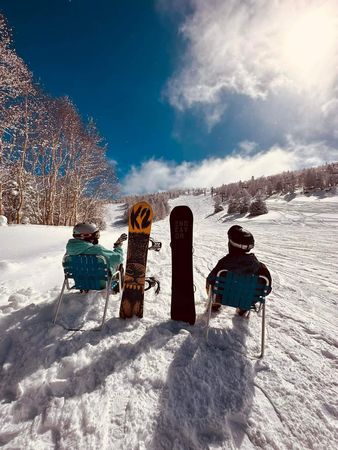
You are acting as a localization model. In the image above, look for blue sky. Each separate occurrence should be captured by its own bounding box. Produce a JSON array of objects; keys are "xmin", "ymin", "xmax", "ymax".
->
[{"xmin": 2, "ymin": 0, "xmax": 338, "ymax": 194}]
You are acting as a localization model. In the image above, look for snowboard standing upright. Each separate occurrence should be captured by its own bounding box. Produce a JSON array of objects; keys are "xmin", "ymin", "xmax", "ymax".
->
[
  {"xmin": 170, "ymin": 206, "xmax": 196, "ymax": 325},
  {"xmin": 119, "ymin": 201, "xmax": 153, "ymax": 319}
]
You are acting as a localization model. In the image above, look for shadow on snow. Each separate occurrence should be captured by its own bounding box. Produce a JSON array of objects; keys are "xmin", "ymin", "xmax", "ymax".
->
[
  {"xmin": 1, "ymin": 298, "xmax": 254, "ymax": 449},
  {"xmin": 151, "ymin": 317, "xmax": 254, "ymax": 449}
]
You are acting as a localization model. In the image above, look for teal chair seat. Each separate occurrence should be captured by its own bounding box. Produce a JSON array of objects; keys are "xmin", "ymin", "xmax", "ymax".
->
[
  {"xmin": 206, "ymin": 270, "xmax": 271, "ymax": 358},
  {"xmin": 53, "ymin": 254, "xmax": 122, "ymax": 330},
  {"xmin": 63, "ymin": 254, "xmax": 112, "ymax": 291}
]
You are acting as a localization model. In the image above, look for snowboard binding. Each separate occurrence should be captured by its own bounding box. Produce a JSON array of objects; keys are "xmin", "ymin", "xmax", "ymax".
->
[
  {"xmin": 148, "ymin": 237, "xmax": 162, "ymax": 252},
  {"xmin": 144, "ymin": 276, "xmax": 161, "ymax": 294}
]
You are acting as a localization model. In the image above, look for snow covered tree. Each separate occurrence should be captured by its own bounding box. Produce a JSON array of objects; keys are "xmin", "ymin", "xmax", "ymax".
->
[
  {"xmin": 0, "ymin": 14, "xmax": 33, "ymax": 114},
  {"xmin": 227, "ymin": 197, "xmax": 240, "ymax": 214},
  {"xmin": 238, "ymin": 190, "xmax": 251, "ymax": 214},
  {"xmin": 213, "ymin": 195, "xmax": 224, "ymax": 213},
  {"xmin": 249, "ymin": 196, "xmax": 268, "ymax": 216},
  {"xmin": 227, "ymin": 190, "xmax": 251, "ymax": 215},
  {"xmin": 0, "ymin": 13, "xmax": 121, "ymax": 226},
  {"xmin": 118, "ymin": 192, "xmax": 171, "ymax": 222},
  {"xmin": 0, "ymin": 14, "xmax": 33, "ymax": 216}
]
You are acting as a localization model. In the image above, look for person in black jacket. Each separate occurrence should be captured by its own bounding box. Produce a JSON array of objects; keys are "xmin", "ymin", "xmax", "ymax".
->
[{"xmin": 206, "ymin": 225, "xmax": 272, "ymax": 315}]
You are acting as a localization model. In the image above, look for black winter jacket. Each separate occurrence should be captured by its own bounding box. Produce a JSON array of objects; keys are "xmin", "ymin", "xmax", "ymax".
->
[{"xmin": 206, "ymin": 251, "xmax": 272, "ymax": 291}]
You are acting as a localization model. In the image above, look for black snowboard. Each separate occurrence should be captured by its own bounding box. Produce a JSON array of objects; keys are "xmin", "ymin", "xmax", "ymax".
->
[{"xmin": 170, "ymin": 206, "xmax": 195, "ymax": 325}]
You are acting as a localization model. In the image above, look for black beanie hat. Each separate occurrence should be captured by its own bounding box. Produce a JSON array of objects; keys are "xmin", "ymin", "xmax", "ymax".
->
[{"xmin": 228, "ymin": 225, "xmax": 254, "ymax": 252}]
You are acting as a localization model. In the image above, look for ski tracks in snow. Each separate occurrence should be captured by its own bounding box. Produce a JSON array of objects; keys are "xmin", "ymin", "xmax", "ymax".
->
[{"xmin": 0, "ymin": 194, "xmax": 337, "ymax": 449}]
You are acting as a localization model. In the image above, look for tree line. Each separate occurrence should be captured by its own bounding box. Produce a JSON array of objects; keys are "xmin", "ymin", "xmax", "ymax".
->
[
  {"xmin": 0, "ymin": 14, "xmax": 117, "ymax": 225},
  {"xmin": 210, "ymin": 162, "xmax": 338, "ymax": 216},
  {"xmin": 212, "ymin": 163, "xmax": 338, "ymax": 200},
  {"xmin": 117, "ymin": 190, "xmax": 187, "ymax": 222}
]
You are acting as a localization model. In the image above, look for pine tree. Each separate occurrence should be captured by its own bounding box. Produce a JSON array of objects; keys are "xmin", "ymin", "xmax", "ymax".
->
[
  {"xmin": 213, "ymin": 195, "xmax": 224, "ymax": 213},
  {"xmin": 249, "ymin": 197, "xmax": 268, "ymax": 216},
  {"xmin": 239, "ymin": 191, "xmax": 251, "ymax": 214},
  {"xmin": 227, "ymin": 197, "xmax": 240, "ymax": 214}
]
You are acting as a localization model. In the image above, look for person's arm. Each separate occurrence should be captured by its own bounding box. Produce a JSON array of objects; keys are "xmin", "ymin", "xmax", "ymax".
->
[
  {"xmin": 258, "ymin": 262, "xmax": 272, "ymax": 293},
  {"xmin": 108, "ymin": 246, "xmax": 124, "ymax": 268},
  {"xmin": 259, "ymin": 262, "xmax": 271, "ymax": 284},
  {"xmin": 106, "ymin": 233, "xmax": 127, "ymax": 269},
  {"xmin": 113, "ymin": 233, "xmax": 127, "ymax": 248},
  {"xmin": 206, "ymin": 260, "xmax": 223, "ymax": 292}
]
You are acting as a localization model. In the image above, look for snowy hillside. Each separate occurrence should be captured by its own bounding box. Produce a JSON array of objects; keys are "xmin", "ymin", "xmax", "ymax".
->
[{"xmin": 0, "ymin": 194, "xmax": 337, "ymax": 449}]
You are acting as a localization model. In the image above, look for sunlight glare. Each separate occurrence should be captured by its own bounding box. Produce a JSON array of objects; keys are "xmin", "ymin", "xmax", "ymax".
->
[{"xmin": 282, "ymin": 7, "xmax": 337, "ymax": 89}]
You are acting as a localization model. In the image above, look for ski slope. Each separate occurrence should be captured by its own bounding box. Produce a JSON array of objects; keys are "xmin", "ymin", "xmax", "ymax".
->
[{"xmin": 0, "ymin": 194, "xmax": 337, "ymax": 449}]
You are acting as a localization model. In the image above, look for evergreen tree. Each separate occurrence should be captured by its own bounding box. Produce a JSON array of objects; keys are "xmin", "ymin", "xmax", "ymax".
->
[
  {"xmin": 227, "ymin": 197, "xmax": 240, "ymax": 214},
  {"xmin": 249, "ymin": 197, "xmax": 268, "ymax": 216},
  {"xmin": 239, "ymin": 191, "xmax": 251, "ymax": 214},
  {"xmin": 213, "ymin": 195, "xmax": 224, "ymax": 213}
]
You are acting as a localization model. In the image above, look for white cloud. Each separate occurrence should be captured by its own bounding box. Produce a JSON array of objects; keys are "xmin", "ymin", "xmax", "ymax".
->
[
  {"xmin": 163, "ymin": 0, "xmax": 338, "ymax": 129},
  {"xmin": 121, "ymin": 141, "xmax": 338, "ymax": 194},
  {"xmin": 322, "ymin": 98, "xmax": 338, "ymax": 139},
  {"xmin": 238, "ymin": 141, "xmax": 258, "ymax": 156}
]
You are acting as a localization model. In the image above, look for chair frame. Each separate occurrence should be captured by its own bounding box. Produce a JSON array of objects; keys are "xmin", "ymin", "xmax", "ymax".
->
[
  {"xmin": 53, "ymin": 254, "xmax": 122, "ymax": 330},
  {"xmin": 206, "ymin": 269, "xmax": 270, "ymax": 358}
]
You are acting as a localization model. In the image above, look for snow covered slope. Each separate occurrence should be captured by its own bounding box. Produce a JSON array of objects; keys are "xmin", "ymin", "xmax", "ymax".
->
[{"xmin": 0, "ymin": 194, "xmax": 337, "ymax": 449}]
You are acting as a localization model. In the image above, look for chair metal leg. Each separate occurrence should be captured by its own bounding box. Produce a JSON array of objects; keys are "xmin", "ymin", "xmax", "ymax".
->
[
  {"xmin": 98, "ymin": 276, "xmax": 113, "ymax": 329},
  {"xmin": 259, "ymin": 302, "xmax": 266, "ymax": 358},
  {"xmin": 96, "ymin": 270, "xmax": 123, "ymax": 331},
  {"xmin": 205, "ymin": 286, "xmax": 214, "ymax": 343},
  {"xmin": 53, "ymin": 278, "xmax": 67, "ymax": 324}
]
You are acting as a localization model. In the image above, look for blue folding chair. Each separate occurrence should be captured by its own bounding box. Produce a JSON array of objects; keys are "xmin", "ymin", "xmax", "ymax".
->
[
  {"xmin": 53, "ymin": 254, "xmax": 122, "ymax": 330},
  {"xmin": 206, "ymin": 270, "xmax": 271, "ymax": 358}
]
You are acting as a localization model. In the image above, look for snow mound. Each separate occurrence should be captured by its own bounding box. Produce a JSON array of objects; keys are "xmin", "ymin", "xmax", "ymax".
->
[{"xmin": 0, "ymin": 215, "xmax": 8, "ymax": 226}]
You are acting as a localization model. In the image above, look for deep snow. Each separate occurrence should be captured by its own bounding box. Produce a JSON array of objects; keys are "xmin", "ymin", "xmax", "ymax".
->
[{"xmin": 0, "ymin": 194, "xmax": 337, "ymax": 449}]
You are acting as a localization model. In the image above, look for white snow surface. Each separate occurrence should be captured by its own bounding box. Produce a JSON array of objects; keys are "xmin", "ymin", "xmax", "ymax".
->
[
  {"xmin": 0, "ymin": 216, "xmax": 8, "ymax": 226},
  {"xmin": 0, "ymin": 194, "xmax": 337, "ymax": 449}
]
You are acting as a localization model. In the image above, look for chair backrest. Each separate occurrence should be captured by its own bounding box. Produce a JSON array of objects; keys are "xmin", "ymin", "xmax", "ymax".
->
[
  {"xmin": 213, "ymin": 270, "xmax": 270, "ymax": 310},
  {"xmin": 63, "ymin": 254, "xmax": 110, "ymax": 291}
]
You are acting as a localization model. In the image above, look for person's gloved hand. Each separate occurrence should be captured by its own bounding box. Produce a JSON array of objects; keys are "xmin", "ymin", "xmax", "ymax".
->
[{"xmin": 114, "ymin": 233, "xmax": 127, "ymax": 248}]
